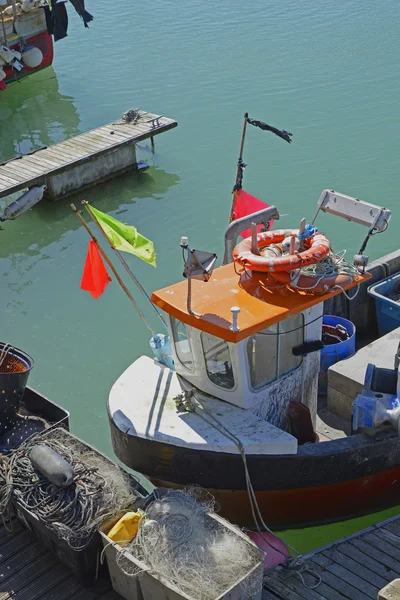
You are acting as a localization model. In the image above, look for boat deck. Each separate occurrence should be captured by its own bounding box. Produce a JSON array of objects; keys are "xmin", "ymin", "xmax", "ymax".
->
[
  {"xmin": 316, "ymin": 406, "xmax": 350, "ymax": 441},
  {"xmin": 0, "ymin": 519, "xmax": 122, "ymax": 600},
  {"xmin": 0, "ymin": 111, "xmax": 177, "ymax": 199},
  {"xmin": 262, "ymin": 514, "xmax": 400, "ymax": 600}
]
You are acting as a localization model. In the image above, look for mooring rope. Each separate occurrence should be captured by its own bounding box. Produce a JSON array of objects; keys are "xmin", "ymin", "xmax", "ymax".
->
[{"xmin": 176, "ymin": 389, "xmax": 322, "ymax": 590}]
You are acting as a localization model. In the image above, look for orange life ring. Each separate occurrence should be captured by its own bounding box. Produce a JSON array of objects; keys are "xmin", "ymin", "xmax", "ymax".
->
[
  {"xmin": 232, "ymin": 229, "xmax": 331, "ymax": 273},
  {"xmin": 271, "ymin": 269, "xmax": 354, "ymax": 293}
]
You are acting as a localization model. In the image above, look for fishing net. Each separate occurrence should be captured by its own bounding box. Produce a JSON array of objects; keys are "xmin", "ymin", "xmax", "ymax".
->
[
  {"xmin": 0, "ymin": 427, "xmax": 139, "ymax": 549},
  {"xmin": 115, "ymin": 487, "xmax": 264, "ymax": 600}
]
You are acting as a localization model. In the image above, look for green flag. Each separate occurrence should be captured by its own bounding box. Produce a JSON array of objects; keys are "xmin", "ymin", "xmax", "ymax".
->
[{"xmin": 88, "ymin": 205, "xmax": 156, "ymax": 267}]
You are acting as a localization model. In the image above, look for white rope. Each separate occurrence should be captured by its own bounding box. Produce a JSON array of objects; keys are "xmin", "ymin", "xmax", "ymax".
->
[
  {"xmin": 190, "ymin": 396, "xmax": 321, "ymax": 590},
  {"xmin": 0, "ymin": 343, "xmax": 11, "ymax": 369},
  {"xmin": 332, "ymin": 282, "xmax": 361, "ymax": 300},
  {"xmin": 287, "ymin": 250, "xmax": 361, "ymax": 296}
]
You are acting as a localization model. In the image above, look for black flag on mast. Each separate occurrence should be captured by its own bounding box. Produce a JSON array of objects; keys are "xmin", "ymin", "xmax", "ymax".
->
[{"xmin": 247, "ymin": 117, "xmax": 293, "ymax": 143}]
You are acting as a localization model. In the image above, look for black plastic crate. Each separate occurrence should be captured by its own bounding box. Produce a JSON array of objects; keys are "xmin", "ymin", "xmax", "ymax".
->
[
  {"xmin": 15, "ymin": 501, "xmax": 102, "ymax": 586},
  {"xmin": 13, "ymin": 429, "xmax": 151, "ymax": 587}
]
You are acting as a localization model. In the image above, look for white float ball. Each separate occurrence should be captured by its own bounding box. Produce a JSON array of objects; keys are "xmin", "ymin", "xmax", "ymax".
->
[{"xmin": 22, "ymin": 45, "xmax": 43, "ymax": 68}]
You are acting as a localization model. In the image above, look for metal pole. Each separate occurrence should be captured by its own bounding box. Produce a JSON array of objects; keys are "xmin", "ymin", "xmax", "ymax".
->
[
  {"xmin": 82, "ymin": 201, "xmax": 167, "ymax": 330},
  {"xmin": 11, "ymin": 0, "xmax": 17, "ymax": 22},
  {"xmin": 223, "ymin": 205, "xmax": 280, "ymax": 264},
  {"xmin": 71, "ymin": 204, "xmax": 155, "ymax": 335},
  {"xmin": 186, "ymin": 273, "xmax": 201, "ymax": 317},
  {"xmin": 229, "ymin": 112, "xmax": 249, "ymax": 222},
  {"xmin": 251, "ymin": 222, "xmax": 260, "ymax": 256},
  {"xmin": 1, "ymin": 9, "xmax": 7, "ymax": 45},
  {"xmin": 235, "ymin": 112, "xmax": 248, "ymax": 188}
]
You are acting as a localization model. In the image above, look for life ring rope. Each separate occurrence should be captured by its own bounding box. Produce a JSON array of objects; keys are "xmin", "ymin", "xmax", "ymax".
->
[
  {"xmin": 232, "ymin": 229, "xmax": 331, "ymax": 273},
  {"xmin": 233, "ymin": 229, "xmax": 361, "ymax": 295},
  {"xmin": 272, "ymin": 251, "xmax": 361, "ymax": 296}
]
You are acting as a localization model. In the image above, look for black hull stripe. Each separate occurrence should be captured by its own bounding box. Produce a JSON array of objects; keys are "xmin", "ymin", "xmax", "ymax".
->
[{"xmin": 109, "ymin": 417, "xmax": 400, "ymax": 491}]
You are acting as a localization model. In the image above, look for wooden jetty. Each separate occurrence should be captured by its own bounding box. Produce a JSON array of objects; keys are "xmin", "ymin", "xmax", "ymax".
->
[
  {"xmin": 3, "ymin": 510, "xmax": 400, "ymax": 600},
  {"xmin": 0, "ymin": 111, "xmax": 177, "ymax": 201},
  {"xmin": 263, "ymin": 514, "xmax": 400, "ymax": 600},
  {"xmin": 0, "ymin": 518, "xmax": 122, "ymax": 600}
]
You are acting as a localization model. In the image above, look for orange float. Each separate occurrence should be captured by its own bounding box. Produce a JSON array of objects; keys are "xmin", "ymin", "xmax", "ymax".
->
[{"xmin": 232, "ymin": 229, "xmax": 331, "ymax": 273}]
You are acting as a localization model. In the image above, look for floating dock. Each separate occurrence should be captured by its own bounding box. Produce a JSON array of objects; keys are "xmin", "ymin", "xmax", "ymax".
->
[
  {"xmin": 263, "ymin": 514, "xmax": 400, "ymax": 600},
  {"xmin": 0, "ymin": 111, "xmax": 177, "ymax": 201},
  {"xmin": 0, "ymin": 518, "xmax": 122, "ymax": 600}
]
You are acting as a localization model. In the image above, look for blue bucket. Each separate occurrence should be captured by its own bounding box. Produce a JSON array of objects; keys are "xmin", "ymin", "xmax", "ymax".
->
[{"xmin": 318, "ymin": 315, "xmax": 356, "ymax": 394}]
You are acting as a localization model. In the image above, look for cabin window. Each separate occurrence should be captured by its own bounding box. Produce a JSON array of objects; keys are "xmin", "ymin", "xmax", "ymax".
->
[
  {"xmin": 247, "ymin": 314, "xmax": 304, "ymax": 390},
  {"xmin": 201, "ymin": 332, "xmax": 235, "ymax": 390},
  {"xmin": 170, "ymin": 318, "xmax": 193, "ymax": 370}
]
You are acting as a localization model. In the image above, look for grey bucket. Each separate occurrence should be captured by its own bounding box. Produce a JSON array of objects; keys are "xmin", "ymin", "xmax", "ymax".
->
[{"xmin": 0, "ymin": 343, "xmax": 34, "ymax": 436}]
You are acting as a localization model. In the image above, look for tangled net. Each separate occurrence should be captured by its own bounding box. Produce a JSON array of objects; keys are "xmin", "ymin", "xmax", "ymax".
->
[
  {"xmin": 115, "ymin": 487, "xmax": 264, "ymax": 600},
  {"xmin": 121, "ymin": 108, "xmax": 141, "ymax": 124},
  {"xmin": 0, "ymin": 427, "xmax": 139, "ymax": 549},
  {"xmin": 288, "ymin": 250, "xmax": 361, "ymax": 294}
]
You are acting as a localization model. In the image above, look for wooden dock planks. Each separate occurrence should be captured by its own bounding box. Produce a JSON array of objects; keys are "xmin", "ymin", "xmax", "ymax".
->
[
  {"xmin": 3, "ymin": 513, "xmax": 400, "ymax": 600},
  {"xmin": 0, "ymin": 112, "xmax": 177, "ymax": 199},
  {"xmin": 0, "ymin": 520, "xmax": 121, "ymax": 600},
  {"xmin": 262, "ymin": 514, "xmax": 400, "ymax": 600}
]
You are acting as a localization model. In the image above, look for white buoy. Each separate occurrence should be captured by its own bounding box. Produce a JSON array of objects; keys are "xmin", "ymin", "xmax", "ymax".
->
[{"xmin": 22, "ymin": 45, "xmax": 43, "ymax": 68}]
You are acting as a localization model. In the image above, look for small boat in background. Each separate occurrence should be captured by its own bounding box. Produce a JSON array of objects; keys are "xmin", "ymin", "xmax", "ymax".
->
[{"xmin": 0, "ymin": 0, "xmax": 93, "ymax": 91}]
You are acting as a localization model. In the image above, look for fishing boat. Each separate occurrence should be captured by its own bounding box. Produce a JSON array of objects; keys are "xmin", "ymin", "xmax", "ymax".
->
[
  {"xmin": 0, "ymin": 0, "xmax": 93, "ymax": 91},
  {"xmin": 106, "ymin": 116, "xmax": 400, "ymax": 529}
]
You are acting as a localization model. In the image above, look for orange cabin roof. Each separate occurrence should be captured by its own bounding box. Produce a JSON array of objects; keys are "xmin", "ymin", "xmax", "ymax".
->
[{"xmin": 151, "ymin": 264, "xmax": 371, "ymax": 343}]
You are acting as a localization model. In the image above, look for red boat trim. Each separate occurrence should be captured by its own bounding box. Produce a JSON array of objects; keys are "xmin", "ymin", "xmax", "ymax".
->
[
  {"xmin": 148, "ymin": 466, "xmax": 400, "ymax": 529},
  {"xmin": 3, "ymin": 31, "xmax": 53, "ymax": 86}
]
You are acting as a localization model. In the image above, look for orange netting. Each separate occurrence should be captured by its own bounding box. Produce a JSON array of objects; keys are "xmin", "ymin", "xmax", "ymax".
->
[{"xmin": 0, "ymin": 352, "xmax": 26, "ymax": 374}]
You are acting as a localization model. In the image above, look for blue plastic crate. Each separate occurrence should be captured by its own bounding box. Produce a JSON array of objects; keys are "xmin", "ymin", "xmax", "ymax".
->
[{"xmin": 368, "ymin": 273, "xmax": 400, "ymax": 336}]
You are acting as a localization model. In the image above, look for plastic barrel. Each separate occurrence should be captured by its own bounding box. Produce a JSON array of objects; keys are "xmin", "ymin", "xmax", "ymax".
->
[
  {"xmin": 0, "ymin": 343, "xmax": 34, "ymax": 436},
  {"xmin": 318, "ymin": 316, "xmax": 356, "ymax": 395}
]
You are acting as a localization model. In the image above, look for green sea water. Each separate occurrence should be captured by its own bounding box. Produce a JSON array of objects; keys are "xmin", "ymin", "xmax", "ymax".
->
[{"xmin": 1, "ymin": 0, "xmax": 399, "ymax": 552}]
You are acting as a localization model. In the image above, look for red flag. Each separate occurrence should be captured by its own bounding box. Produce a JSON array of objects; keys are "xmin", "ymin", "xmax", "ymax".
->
[
  {"xmin": 232, "ymin": 189, "xmax": 274, "ymax": 238},
  {"xmin": 80, "ymin": 240, "xmax": 111, "ymax": 299}
]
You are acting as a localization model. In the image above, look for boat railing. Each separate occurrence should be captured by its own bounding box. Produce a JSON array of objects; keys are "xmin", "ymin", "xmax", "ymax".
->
[{"xmin": 223, "ymin": 205, "xmax": 279, "ymax": 264}]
